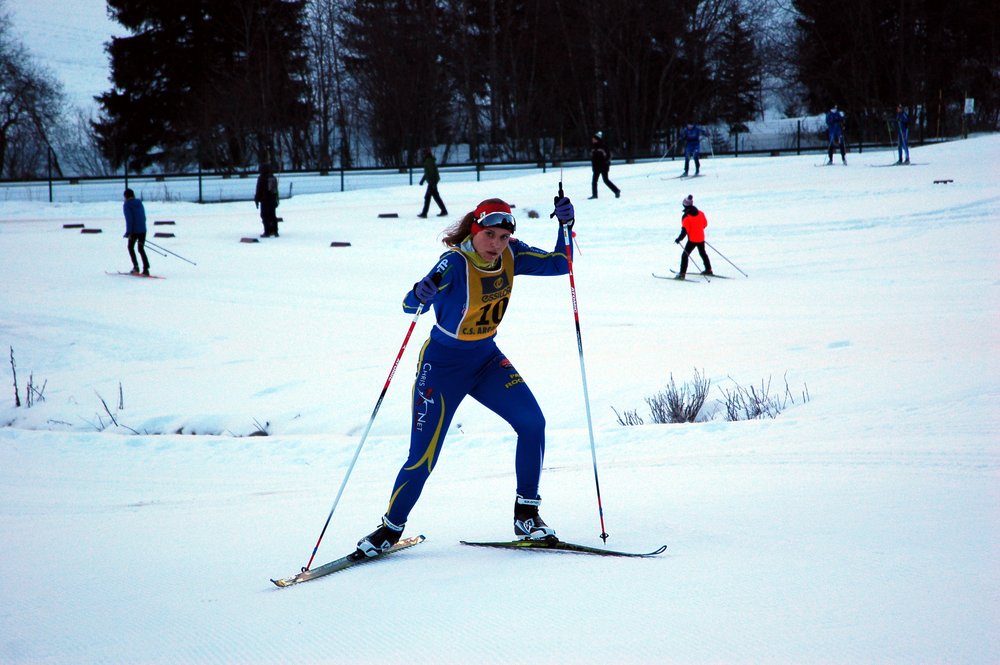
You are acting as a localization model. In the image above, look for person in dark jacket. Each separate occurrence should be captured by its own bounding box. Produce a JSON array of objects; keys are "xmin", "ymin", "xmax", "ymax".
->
[
  {"xmin": 895, "ymin": 105, "xmax": 910, "ymax": 165},
  {"xmin": 826, "ymin": 107, "xmax": 846, "ymax": 165},
  {"xmin": 122, "ymin": 188, "xmax": 149, "ymax": 275},
  {"xmin": 588, "ymin": 131, "xmax": 620, "ymax": 199},
  {"xmin": 673, "ymin": 194, "xmax": 713, "ymax": 278},
  {"xmin": 418, "ymin": 149, "xmax": 448, "ymax": 218},
  {"xmin": 254, "ymin": 164, "xmax": 280, "ymax": 237}
]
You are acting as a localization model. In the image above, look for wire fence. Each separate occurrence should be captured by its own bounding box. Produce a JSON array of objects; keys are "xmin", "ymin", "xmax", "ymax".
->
[{"xmin": 0, "ymin": 128, "xmax": 981, "ymax": 205}]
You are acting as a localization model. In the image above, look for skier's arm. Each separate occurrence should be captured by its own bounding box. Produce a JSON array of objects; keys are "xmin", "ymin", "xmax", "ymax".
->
[
  {"xmin": 403, "ymin": 254, "xmax": 455, "ymax": 312},
  {"xmin": 512, "ymin": 200, "xmax": 572, "ymax": 276}
]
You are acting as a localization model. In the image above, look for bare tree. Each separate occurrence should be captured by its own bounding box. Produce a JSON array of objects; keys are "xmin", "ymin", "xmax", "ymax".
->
[{"xmin": 0, "ymin": 3, "xmax": 65, "ymax": 178}]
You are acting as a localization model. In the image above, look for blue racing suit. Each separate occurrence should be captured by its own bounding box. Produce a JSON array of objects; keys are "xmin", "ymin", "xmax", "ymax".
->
[
  {"xmin": 896, "ymin": 110, "xmax": 910, "ymax": 162},
  {"xmin": 384, "ymin": 228, "xmax": 570, "ymax": 526},
  {"xmin": 682, "ymin": 125, "xmax": 703, "ymax": 174},
  {"xmin": 826, "ymin": 109, "xmax": 846, "ymax": 161}
]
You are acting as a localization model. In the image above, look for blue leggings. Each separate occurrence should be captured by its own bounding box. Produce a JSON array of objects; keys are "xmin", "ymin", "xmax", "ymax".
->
[
  {"xmin": 898, "ymin": 128, "xmax": 910, "ymax": 161},
  {"xmin": 384, "ymin": 337, "xmax": 545, "ymax": 525}
]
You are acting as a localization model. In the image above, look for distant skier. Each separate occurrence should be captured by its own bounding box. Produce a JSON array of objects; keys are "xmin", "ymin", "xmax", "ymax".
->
[
  {"xmin": 673, "ymin": 194, "xmax": 713, "ymax": 279},
  {"xmin": 682, "ymin": 123, "xmax": 704, "ymax": 176},
  {"xmin": 826, "ymin": 107, "xmax": 846, "ymax": 164},
  {"xmin": 418, "ymin": 148, "xmax": 448, "ymax": 218},
  {"xmin": 254, "ymin": 163, "xmax": 280, "ymax": 237},
  {"xmin": 895, "ymin": 105, "xmax": 910, "ymax": 164},
  {"xmin": 122, "ymin": 188, "xmax": 149, "ymax": 275},
  {"xmin": 588, "ymin": 131, "xmax": 620, "ymax": 199}
]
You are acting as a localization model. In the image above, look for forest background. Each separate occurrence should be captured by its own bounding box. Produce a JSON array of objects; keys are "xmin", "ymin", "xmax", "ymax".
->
[{"xmin": 1, "ymin": 0, "xmax": 996, "ymax": 179}]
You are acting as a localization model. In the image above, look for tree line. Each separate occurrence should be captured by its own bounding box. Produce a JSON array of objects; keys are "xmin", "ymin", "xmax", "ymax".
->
[{"xmin": 0, "ymin": 0, "xmax": 996, "ymax": 179}]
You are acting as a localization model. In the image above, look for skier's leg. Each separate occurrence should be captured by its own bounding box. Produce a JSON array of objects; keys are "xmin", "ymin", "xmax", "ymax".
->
[
  {"xmin": 679, "ymin": 242, "xmax": 693, "ymax": 274},
  {"xmin": 419, "ymin": 188, "xmax": 432, "ymax": 217},
  {"xmin": 127, "ymin": 235, "xmax": 139, "ymax": 270},
  {"xmin": 602, "ymin": 170, "xmax": 620, "ymax": 196},
  {"xmin": 136, "ymin": 234, "xmax": 149, "ymax": 272},
  {"xmin": 697, "ymin": 242, "xmax": 712, "ymax": 272},
  {"xmin": 469, "ymin": 350, "xmax": 546, "ymax": 500},
  {"xmin": 383, "ymin": 342, "xmax": 472, "ymax": 525}
]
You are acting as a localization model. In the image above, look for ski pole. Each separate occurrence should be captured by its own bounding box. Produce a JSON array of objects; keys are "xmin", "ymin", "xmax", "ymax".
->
[
  {"xmin": 646, "ymin": 138, "xmax": 682, "ymax": 176},
  {"xmin": 680, "ymin": 245, "xmax": 711, "ymax": 282},
  {"xmin": 552, "ymin": 182, "xmax": 609, "ymax": 544},
  {"xmin": 704, "ymin": 240, "xmax": 748, "ymax": 277},
  {"xmin": 301, "ymin": 276, "xmax": 438, "ymax": 572},
  {"xmin": 145, "ymin": 240, "xmax": 196, "ymax": 265}
]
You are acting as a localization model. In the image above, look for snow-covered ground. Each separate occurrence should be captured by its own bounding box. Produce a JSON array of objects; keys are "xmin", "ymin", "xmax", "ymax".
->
[{"xmin": 1, "ymin": 136, "xmax": 998, "ymax": 664}]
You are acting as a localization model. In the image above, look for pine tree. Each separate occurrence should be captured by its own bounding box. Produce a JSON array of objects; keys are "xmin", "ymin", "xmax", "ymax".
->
[
  {"xmin": 713, "ymin": 6, "xmax": 760, "ymax": 128},
  {"xmin": 95, "ymin": 0, "xmax": 311, "ymax": 172}
]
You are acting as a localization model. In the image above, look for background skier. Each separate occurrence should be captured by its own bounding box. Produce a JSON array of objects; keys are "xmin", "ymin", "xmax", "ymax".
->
[
  {"xmin": 588, "ymin": 131, "xmax": 620, "ymax": 199},
  {"xmin": 122, "ymin": 188, "xmax": 149, "ymax": 275},
  {"xmin": 254, "ymin": 164, "xmax": 280, "ymax": 237},
  {"xmin": 682, "ymin": 123, "xmax": 704, "ymax": 176},
  {"xmin": 418, "ymin": 148, "xmax": 448, "ymax": 218},
  {"xmin": 826, "ymin": 107, "xmax": 846, "ymax": 164},
  {"xmin": 896, "ymin": 105, "xmax": 910, "ymax": 164},
  {"xmin": 674, "ymin": 194, "xmax": 713, "ymax": 278}
]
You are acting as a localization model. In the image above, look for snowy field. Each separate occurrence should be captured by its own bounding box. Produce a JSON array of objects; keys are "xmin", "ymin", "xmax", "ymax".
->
[{"xmin": 1, "ymin": 136, "xmax": 998, "ymax": 664}]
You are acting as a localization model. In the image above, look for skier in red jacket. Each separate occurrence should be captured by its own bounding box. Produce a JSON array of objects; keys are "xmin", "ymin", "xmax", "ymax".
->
[{"xmin": 674, "ymin": 194, "xmax": 713, "ymax": 278}]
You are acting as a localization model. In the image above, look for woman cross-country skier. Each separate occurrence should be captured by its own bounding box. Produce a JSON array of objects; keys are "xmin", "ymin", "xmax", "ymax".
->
[{"xmin": 357, "ymin": 195, "xmax": 576, "ymax": 556}]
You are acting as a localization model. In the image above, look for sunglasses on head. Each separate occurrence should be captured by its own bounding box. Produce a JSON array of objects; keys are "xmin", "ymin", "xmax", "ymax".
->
[{"xmin": 476, "ymin": 211, "xmax": 516, "ymax": 233}]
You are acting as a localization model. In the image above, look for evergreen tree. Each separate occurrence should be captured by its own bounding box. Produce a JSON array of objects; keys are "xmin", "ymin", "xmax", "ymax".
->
[
  {"xmin": 713, "ymin": 6, "xmax": 760, "ymax": 127},
  {"xmin": 793, "ymin": 0, "xmax": 998, "ymax": 137},
  {"xmin": 342, "ymin": 0, "xmax": 452, "ymax": 166},
  {"xmin": 95, "ymin": 0, "xmax": 311, "ymax": 172}
]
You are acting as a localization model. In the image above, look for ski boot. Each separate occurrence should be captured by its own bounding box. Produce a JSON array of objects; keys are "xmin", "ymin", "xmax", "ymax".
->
[
  {"xmin": 514, "ymin": 495, "xmax": 557, "ymax": 541},
  {"xmin": 356, "ymin": 515, "xmax": 405, "ymax": 557}
]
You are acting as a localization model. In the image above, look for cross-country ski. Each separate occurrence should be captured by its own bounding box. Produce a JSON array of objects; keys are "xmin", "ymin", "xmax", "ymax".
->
[
  {"xmin": 106, "ymin": 270, "xmax": 164, "ymax": 279},
  {"xmin": 653, "ymin": 271, "xmax": 700, "ymax": 282},
  {"xmin": 461, "ymin": 538, "xmax": 666, "ymax": 558},
  {"xmin": 271, "ymin": 535, "xmax": 425, "ymax": 587}
]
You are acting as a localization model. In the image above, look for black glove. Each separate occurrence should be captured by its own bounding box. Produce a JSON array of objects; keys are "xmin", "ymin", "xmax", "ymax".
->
[{"xmin": 255, "ymin": 202, "xmax": 259, "ymax": 209}]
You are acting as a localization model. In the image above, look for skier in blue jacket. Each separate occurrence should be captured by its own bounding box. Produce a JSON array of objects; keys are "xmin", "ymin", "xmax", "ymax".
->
[
  {"xmin": 357, "ymin": 195, "xmax": 575, "ymax": 556},
  {"xmin": 122, "ymin": 188, "xmax": 149, "ymax": 275},
  {"xmin": 826, "ymin": 106, "xmax": 846, "ymax": 164},
  {"xmin": 682, "ymin": 124, "xmax": 703, "ymax": 176},
  {"xmin": 895, "ymin": 105, "xmax": 910, "ymax": 164}
]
